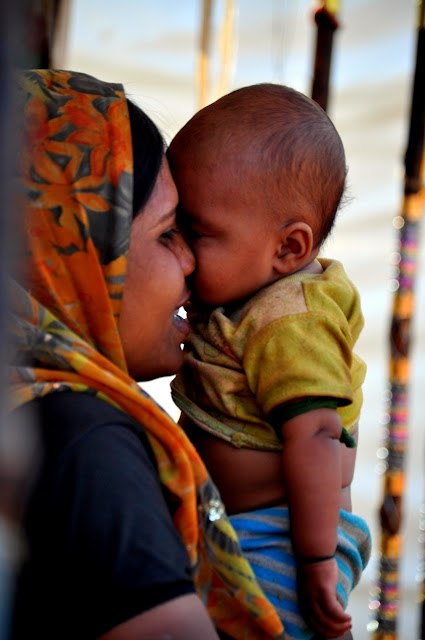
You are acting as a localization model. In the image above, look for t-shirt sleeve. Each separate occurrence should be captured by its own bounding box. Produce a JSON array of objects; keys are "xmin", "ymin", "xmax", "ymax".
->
[
  {"xmin": 243, "ymin": 311, "xmax": 355, "ymax": 418},
  {"xmin": 34, "ymin": 420, "xmax": 195, "ymax": 637}
]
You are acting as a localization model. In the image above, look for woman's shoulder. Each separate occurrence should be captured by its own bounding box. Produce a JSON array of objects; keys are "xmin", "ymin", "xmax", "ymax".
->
[
  {"xmin": 24, "ymin": 390, "xmax": 157, "ymax": 471},
  {"xmin": 11, "ymin": 392, "xmax": 196, "ymax": 639},
  {"xmin": 13, "ymin": 391, "xmax": 163, "ymax": 527}
]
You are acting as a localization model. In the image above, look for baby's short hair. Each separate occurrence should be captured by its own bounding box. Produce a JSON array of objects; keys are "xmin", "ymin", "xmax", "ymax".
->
[{"xmin": 172, "ymin": 83, "xmax": 347, "ymax": 247}]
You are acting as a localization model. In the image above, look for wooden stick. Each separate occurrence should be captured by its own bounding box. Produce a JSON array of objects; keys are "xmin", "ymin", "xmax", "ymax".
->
[{"xmin": 310, "ymin": 0, "xmax": 340, "ymax": 111}]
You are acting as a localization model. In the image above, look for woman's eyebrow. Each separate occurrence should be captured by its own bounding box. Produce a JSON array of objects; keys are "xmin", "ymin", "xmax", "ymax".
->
[
  {"xmin": 157, "ymin": 210, "xmax": 176, "ymax": 225},
  {"xmin": 148, "ymin": 209, "xmax": 176, "ymax": 232}
]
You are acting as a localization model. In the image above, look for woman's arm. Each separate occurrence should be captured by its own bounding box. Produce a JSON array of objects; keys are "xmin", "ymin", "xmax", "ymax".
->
[{"xmin": 99, "ymin": 594, "xmax": 220, "ymax": 640}]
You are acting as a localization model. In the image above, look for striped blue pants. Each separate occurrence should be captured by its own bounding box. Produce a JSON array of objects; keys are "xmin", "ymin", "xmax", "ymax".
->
[{"xmin": 230, "ymin": 507, "xmax": 371, "ymax": 640}]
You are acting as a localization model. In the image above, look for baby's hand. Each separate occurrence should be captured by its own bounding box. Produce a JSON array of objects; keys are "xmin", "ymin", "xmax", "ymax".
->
[{"xmin": 297, "ymin": 557, "xmax": 352, "ymax": 638}]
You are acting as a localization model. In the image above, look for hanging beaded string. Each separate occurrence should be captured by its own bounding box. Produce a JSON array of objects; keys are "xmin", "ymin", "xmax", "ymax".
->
[{"xmin": 371, "ymin": 2, "xmax": 425, "ymax": 637}]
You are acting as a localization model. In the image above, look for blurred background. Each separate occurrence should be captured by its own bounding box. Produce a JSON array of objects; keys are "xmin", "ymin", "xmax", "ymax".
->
[{"xmin": 1, "ymin": 1, "xmax": 424, "ymax": 638}]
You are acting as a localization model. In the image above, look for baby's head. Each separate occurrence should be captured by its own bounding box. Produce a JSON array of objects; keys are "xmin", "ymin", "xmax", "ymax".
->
[{"xmin": 169, "ymin": 83, "xmax": 347, "ymax": 306}]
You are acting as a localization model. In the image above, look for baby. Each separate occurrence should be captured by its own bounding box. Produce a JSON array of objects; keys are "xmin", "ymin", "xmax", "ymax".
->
[{"xmin": 168, "ymin": 83, "xmax": 371, "ymax": 640}]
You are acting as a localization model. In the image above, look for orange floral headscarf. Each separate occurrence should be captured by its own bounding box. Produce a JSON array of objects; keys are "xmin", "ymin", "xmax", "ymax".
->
[{"xmin": 9, "ymin": 69, "xmax": 284, "ymax": 639}]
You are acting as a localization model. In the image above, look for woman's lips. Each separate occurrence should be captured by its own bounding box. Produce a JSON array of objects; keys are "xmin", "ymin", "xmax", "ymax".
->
[{"xmin": 173, "ymin": 310, "xmax": 190, "ymax": 338}]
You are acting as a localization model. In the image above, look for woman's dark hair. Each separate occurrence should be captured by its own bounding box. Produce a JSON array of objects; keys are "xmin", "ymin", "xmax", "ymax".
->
[{"xmin": 127, "ymin": 99, "xmax": 165, "ymax": 216}]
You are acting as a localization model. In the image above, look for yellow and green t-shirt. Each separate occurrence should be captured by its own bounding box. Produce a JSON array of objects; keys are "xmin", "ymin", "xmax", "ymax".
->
[{"xmin": 172, "ymin": 259, "xmax": 366, "ymax": 452}]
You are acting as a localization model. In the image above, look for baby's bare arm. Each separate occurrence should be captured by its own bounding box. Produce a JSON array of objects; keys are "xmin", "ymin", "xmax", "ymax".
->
[
  {"xmin": 279, "ymin": 407, "xmax": 343, "ymax": 558},
  {"xmin": 279, "ymin": 408, "xmax": 352, "ymax": 637}
]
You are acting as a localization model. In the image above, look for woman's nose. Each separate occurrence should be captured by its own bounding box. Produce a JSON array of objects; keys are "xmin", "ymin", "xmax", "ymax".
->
[{"xmin": 176, "ymin": 233, "xmax": 196, "ymax": 277}]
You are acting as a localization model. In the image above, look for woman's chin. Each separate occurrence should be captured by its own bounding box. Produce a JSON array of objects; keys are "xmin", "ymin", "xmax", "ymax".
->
[{"xmin": 157, "ymin": 342, "xmax": 186, "ymax": 380}]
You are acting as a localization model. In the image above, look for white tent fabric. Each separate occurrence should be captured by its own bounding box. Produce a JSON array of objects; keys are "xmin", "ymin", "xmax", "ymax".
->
[{"xmin": 63, "ymin": 1, "xmax": 425, "ymax": 636}]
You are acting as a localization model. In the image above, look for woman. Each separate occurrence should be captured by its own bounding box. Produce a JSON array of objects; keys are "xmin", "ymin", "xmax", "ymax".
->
[{"xmin": 8, "ymin": 70, "xmax": 284, "ymax": 640}]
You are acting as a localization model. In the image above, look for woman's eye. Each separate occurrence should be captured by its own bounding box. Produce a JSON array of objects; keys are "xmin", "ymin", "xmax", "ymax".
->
[{"xmin": 161, "ymin": 227, "xmax": 179, "ymax": 241}]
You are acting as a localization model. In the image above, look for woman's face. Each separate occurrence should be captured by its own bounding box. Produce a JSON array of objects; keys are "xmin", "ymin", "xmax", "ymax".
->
[{"xmin": 118, "ymin": 158, "xmax": 195, "ymax": 381}]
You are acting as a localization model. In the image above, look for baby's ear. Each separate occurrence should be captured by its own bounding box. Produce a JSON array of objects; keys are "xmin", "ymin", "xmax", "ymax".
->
[{"xmin": 273, "ymin": 222, "xmax": 314, "ymax": 276}]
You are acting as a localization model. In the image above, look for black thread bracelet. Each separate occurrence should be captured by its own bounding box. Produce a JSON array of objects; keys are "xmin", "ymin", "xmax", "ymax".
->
[{"xmin": 296, "ymin": 552, "xmax": 335, "ymax": 565}]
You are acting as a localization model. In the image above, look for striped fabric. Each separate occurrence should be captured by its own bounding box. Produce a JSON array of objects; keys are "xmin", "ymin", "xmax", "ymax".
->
[{"xmin": 230, "ymin": 506, "xmax": 371, "ymax": 639}]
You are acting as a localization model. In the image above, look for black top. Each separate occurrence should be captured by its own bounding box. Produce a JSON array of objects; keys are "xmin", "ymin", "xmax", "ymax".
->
[{"xmin": 11, "ymin": 391, "xmax": 195, "ymax": 639}]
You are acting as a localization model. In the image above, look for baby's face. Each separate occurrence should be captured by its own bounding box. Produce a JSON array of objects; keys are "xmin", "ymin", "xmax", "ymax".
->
[{"xmin": 172, "ymin": 158, "xmax": 281, "ymax": 306}]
